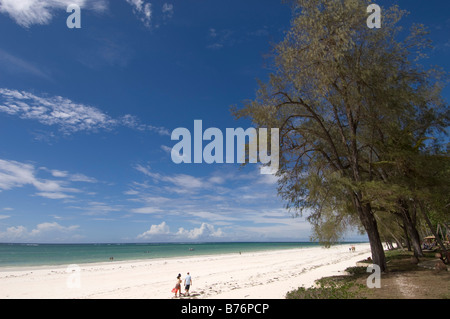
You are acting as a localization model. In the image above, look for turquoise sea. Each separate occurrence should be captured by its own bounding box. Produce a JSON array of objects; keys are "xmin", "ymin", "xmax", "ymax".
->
[{"xmin": 0, "ymin": 242, "xmax": 324, "ymax": 268}]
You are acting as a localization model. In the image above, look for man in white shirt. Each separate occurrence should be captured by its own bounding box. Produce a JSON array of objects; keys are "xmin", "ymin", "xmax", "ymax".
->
[{"xmin": 184, "ymin": 272, "xmax": 192, "ymax": 296}]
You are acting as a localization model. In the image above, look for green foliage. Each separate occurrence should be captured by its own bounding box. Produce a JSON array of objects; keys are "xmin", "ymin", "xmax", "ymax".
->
[
  {"xmin": 233, "ymin": 0, "xmax": 449, "ymax": 263},
  {"xmin": 345, "ymin": 266, "xmax": 368, "ymax": 275},
  {"xmin": 285, "ymin": 277, "xmax": 366, "ymax": 299}
]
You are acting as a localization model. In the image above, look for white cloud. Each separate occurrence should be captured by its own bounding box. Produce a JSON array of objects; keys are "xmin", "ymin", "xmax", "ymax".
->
[
  {"xmin": 0, "ymin": 0, "xmax": 107, "ymax": 28},
  {"xmin": 0, "ymin": 158, "xmax": 95, "ymax": 199},
  {"xmin": 161, "ymin": 144, "xmax": 190, "ymax": 163},
  {"xmin": 165, "ymin": 174, "xmax": 205, "ymax": 189},
  {"xmin": 126, "ymin": 0, "xmax": 152, "ymax": 27},
  {"xmin": 161, "ymin": 3, "xmax": 172, "ymax": 13},
  {"xmin": 206, "ymin": 43, "xmax": 224, "ymax": 50},
  {"xmin": 35, "ymin": 192, "xmax": 74, "ymax": 199},
  {"xmin": 0, "ymin": 88, "xmax": 116, "ymax": 133},
  {"xmin": 50, "ymin": 170, "xmax": 68, "ymax": 178},
  {"xmin": 43, "ymin": 168, "xmax": 97, "ymax": 183},
  {"xmin": 29, "ymin": 221, "xmax": 79, "ymax": 235},
  {"xmin": 177, "ymin": 223, "xmax": 223, "ymax": 240},
  {"xmin": 0, "ymin": 0, "xmax": 174, "ymax": 31},
  {"xmin": 137, "ymin": 221, "xmax": 170, "ymax": 239},
  {"xmin": 208, "ymin": 175, "xmax": 225, "ymax": 185},
  {"xmin": 186, "ymin": 211, "xmax": 238, "ymax": 223},
  {"xmin": 161, "ymin": 3, "xmax": 173, "ymax": 19},
  {"xmin": 125, "ymin": 1, "xmax": 174, "ymax": 28},
  {"xmin": 128, "ymin": 165, "xmax": 310, "ymax": 241},
  {"xmin": 134, "ymin": 164, "xmax": 215, "ymax": 194},
  {"xmin": 0, "ymin": 222, "xmax": 79, "ymax": 242},
  {"xmin": 137, "ymin": 221, "xmax": 223, "ymax": 241},
  {"xmin": 206, "ymin": 28, "xmax": 234, "ymax": 50},
  {"xmin": 130, "ymin": 165, "xmax": 283, "ymax": 219},
  {"xmin": 0, "ymin": 159, "xmax": 35, "ymax": 191},
  {"xmin": 134, "ymin": 164, "xmax": 157, "ymax": 178},
  {"xmin": 69, "ymin": 201, "xmax": 124, "ymax": 216},
  {"xmin": 68, "ymin": 173, "xmax": 98, "ymax": 183},
  {"xmin": 0, "ymin": 48, "xmax": 51, "ymax": 80},
  {"xmin": 121, "ymin": 114, "xmax": 170, "ymax": 136},
  {"xmin": 209, "ymin": 28, "xmax": 217, "ymax": 38},
  {"xmin": 131, "ymin": 206, "xmax": 162, "ymax": 214},
  {"xmin": 0, "ymin": 225, "xmax": 27, "ymax": 240},
  {"xmin": 0, "ymin": 88, "xmax": 169, "ymax": 135}
]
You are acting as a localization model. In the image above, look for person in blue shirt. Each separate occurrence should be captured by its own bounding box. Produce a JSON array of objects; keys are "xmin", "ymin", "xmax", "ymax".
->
[{"xmin": 184, "ymin": 272, "xmax": 192, "ymax": 296}]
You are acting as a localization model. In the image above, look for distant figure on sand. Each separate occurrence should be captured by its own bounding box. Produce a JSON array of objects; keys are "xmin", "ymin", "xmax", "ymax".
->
[
  {"xmin": 184, "ymin": 272, "xmax": 192, "ymax": 296},
  {"xmin": 172, "ymin": 273, "xmax": 182, "ymax": 297}
]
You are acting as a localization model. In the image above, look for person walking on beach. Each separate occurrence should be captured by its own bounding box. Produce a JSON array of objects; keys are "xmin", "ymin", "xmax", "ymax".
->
[
  {"xmin": 172, "ymin": 273, "xmax": 182, "ymax": 298},
  {"xmin": 184, "ymin": 272, "xmax": 192, "ymax": 296}
]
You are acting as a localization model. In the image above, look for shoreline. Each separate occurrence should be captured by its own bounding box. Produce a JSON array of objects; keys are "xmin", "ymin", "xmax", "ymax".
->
[
  {"xmin": 0, "ymin": 241, "xmax": 366, "ymax": 270},
  {"xmin": 0, "ymin": 242, "xmax": 371, "ymax": 299}
]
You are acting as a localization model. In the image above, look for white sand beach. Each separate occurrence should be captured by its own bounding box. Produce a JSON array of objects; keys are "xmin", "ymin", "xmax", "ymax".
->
[{"xmin": 0, "ymin": 243, "xmax": 371, "ymax": 299}]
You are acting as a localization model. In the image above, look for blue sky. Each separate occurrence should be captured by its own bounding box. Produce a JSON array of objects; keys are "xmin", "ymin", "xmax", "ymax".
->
[{"xmin": 0, "ymin": 0, "xmax": 448, "ymax": 243}]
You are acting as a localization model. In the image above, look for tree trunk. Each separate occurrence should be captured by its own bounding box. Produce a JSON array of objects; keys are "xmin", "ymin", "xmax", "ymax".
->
[
  {"xmin": 401, "ymin": 211, "xmax": 423, "ymax": 258},
  {"xmin": 399, "ymin": 201, "xmax": 423, "ymax": 258},
  {"xmin": 375, "ymin": 215, "xmax": 404, "ymax": 250},
  {"xmin": 418, "ymin": 203, "xmax": 448, "ymax": 255},
  {"xmin": 402, "ymin": 223, "xmax": 412, "ymax": 251},
  {"xmin": 393, "ymin": 237, "xmax": 404, "ymax": 250},
  {"xmin": 356, "ymin": 200, "xmax": 387, "ymax": 272}
]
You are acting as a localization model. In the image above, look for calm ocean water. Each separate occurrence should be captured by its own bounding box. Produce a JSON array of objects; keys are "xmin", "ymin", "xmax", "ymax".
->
[{"xmin": 0, "ymin": 242, "xmax": 322, "ymax": 268}]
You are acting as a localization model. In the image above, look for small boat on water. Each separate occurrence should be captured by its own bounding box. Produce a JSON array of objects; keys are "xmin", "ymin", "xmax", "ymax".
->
[{"xmin": 189, "ymin": 248, "xmax": 195, "ymax": 251}]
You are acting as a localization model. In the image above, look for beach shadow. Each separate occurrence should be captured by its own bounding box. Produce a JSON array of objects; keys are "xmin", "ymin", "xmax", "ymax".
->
[{"xmin": 178, "ymin": 292, "xmax": 201, "ymax": 299}]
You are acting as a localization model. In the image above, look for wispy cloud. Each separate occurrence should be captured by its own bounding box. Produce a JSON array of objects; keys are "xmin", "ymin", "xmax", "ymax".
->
[
  {"xmin": 0, "ymin": 48, "xmax": 51, "ymax": 80},
  {"xmin": 127, "ymin": 164, "xmax": 298, "ymax": 239},
  {"xmin": 126, "ymin": 0, "xmax": 152, "ymax": 27},
  {"xmin": 137, "ymin": 221, "xmax": 223, "ymax": 241},
  {"xmin": 206, "ymin": 26, "xmax": 273, "ymax": 50},
  {"xmin": 125, "ymin": 1, "xmax": 174, "ymax": 28},
  {"xmin": 42, "ymin": 168, "xmax": 98, "ymax": 184},
  {"xmin": 0, "ymin": 88, "xmax": 115, "ymax": 133},
  {"xmin": 0, "ymin": 0, "xmax": 173, "ymax": 30},
  {"xmin": 75, "ymin": 36, "xmax": 135, "ymax": 69},
  {"xmin": 0, "ymin": 158, "xmax": 96, "ymax": 199},
  {"xmin": 133, "ymin": 163, "xmax": 221, "ymax": 194},
  {"xmin": 121, "ymin": 114, "xmax": 170, "ymax": 136},
  {"xmin": 206, "ymin": 28, "xmax": 234, "ymax": 50},
  {"xmin": 0, "ymin": 222, "xmax": 80, "ymax": 242},
  {"xmin": 161, "ymin": 3, "xmax": 173, "ymax": 20},
  {"xmin": 0, "ymin": 0, "xmax": 107, "ymax": 28},
  {"xmin": 124, "ymin": 163, "xmax": 314, "ymax": 241},
  {"xmin": 71, "ymin": 201, "xmax": 124, "ymax": 216},
  {"xmin": 0, "ymin": 88, "xmax": 169, "ymax": 136}
]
